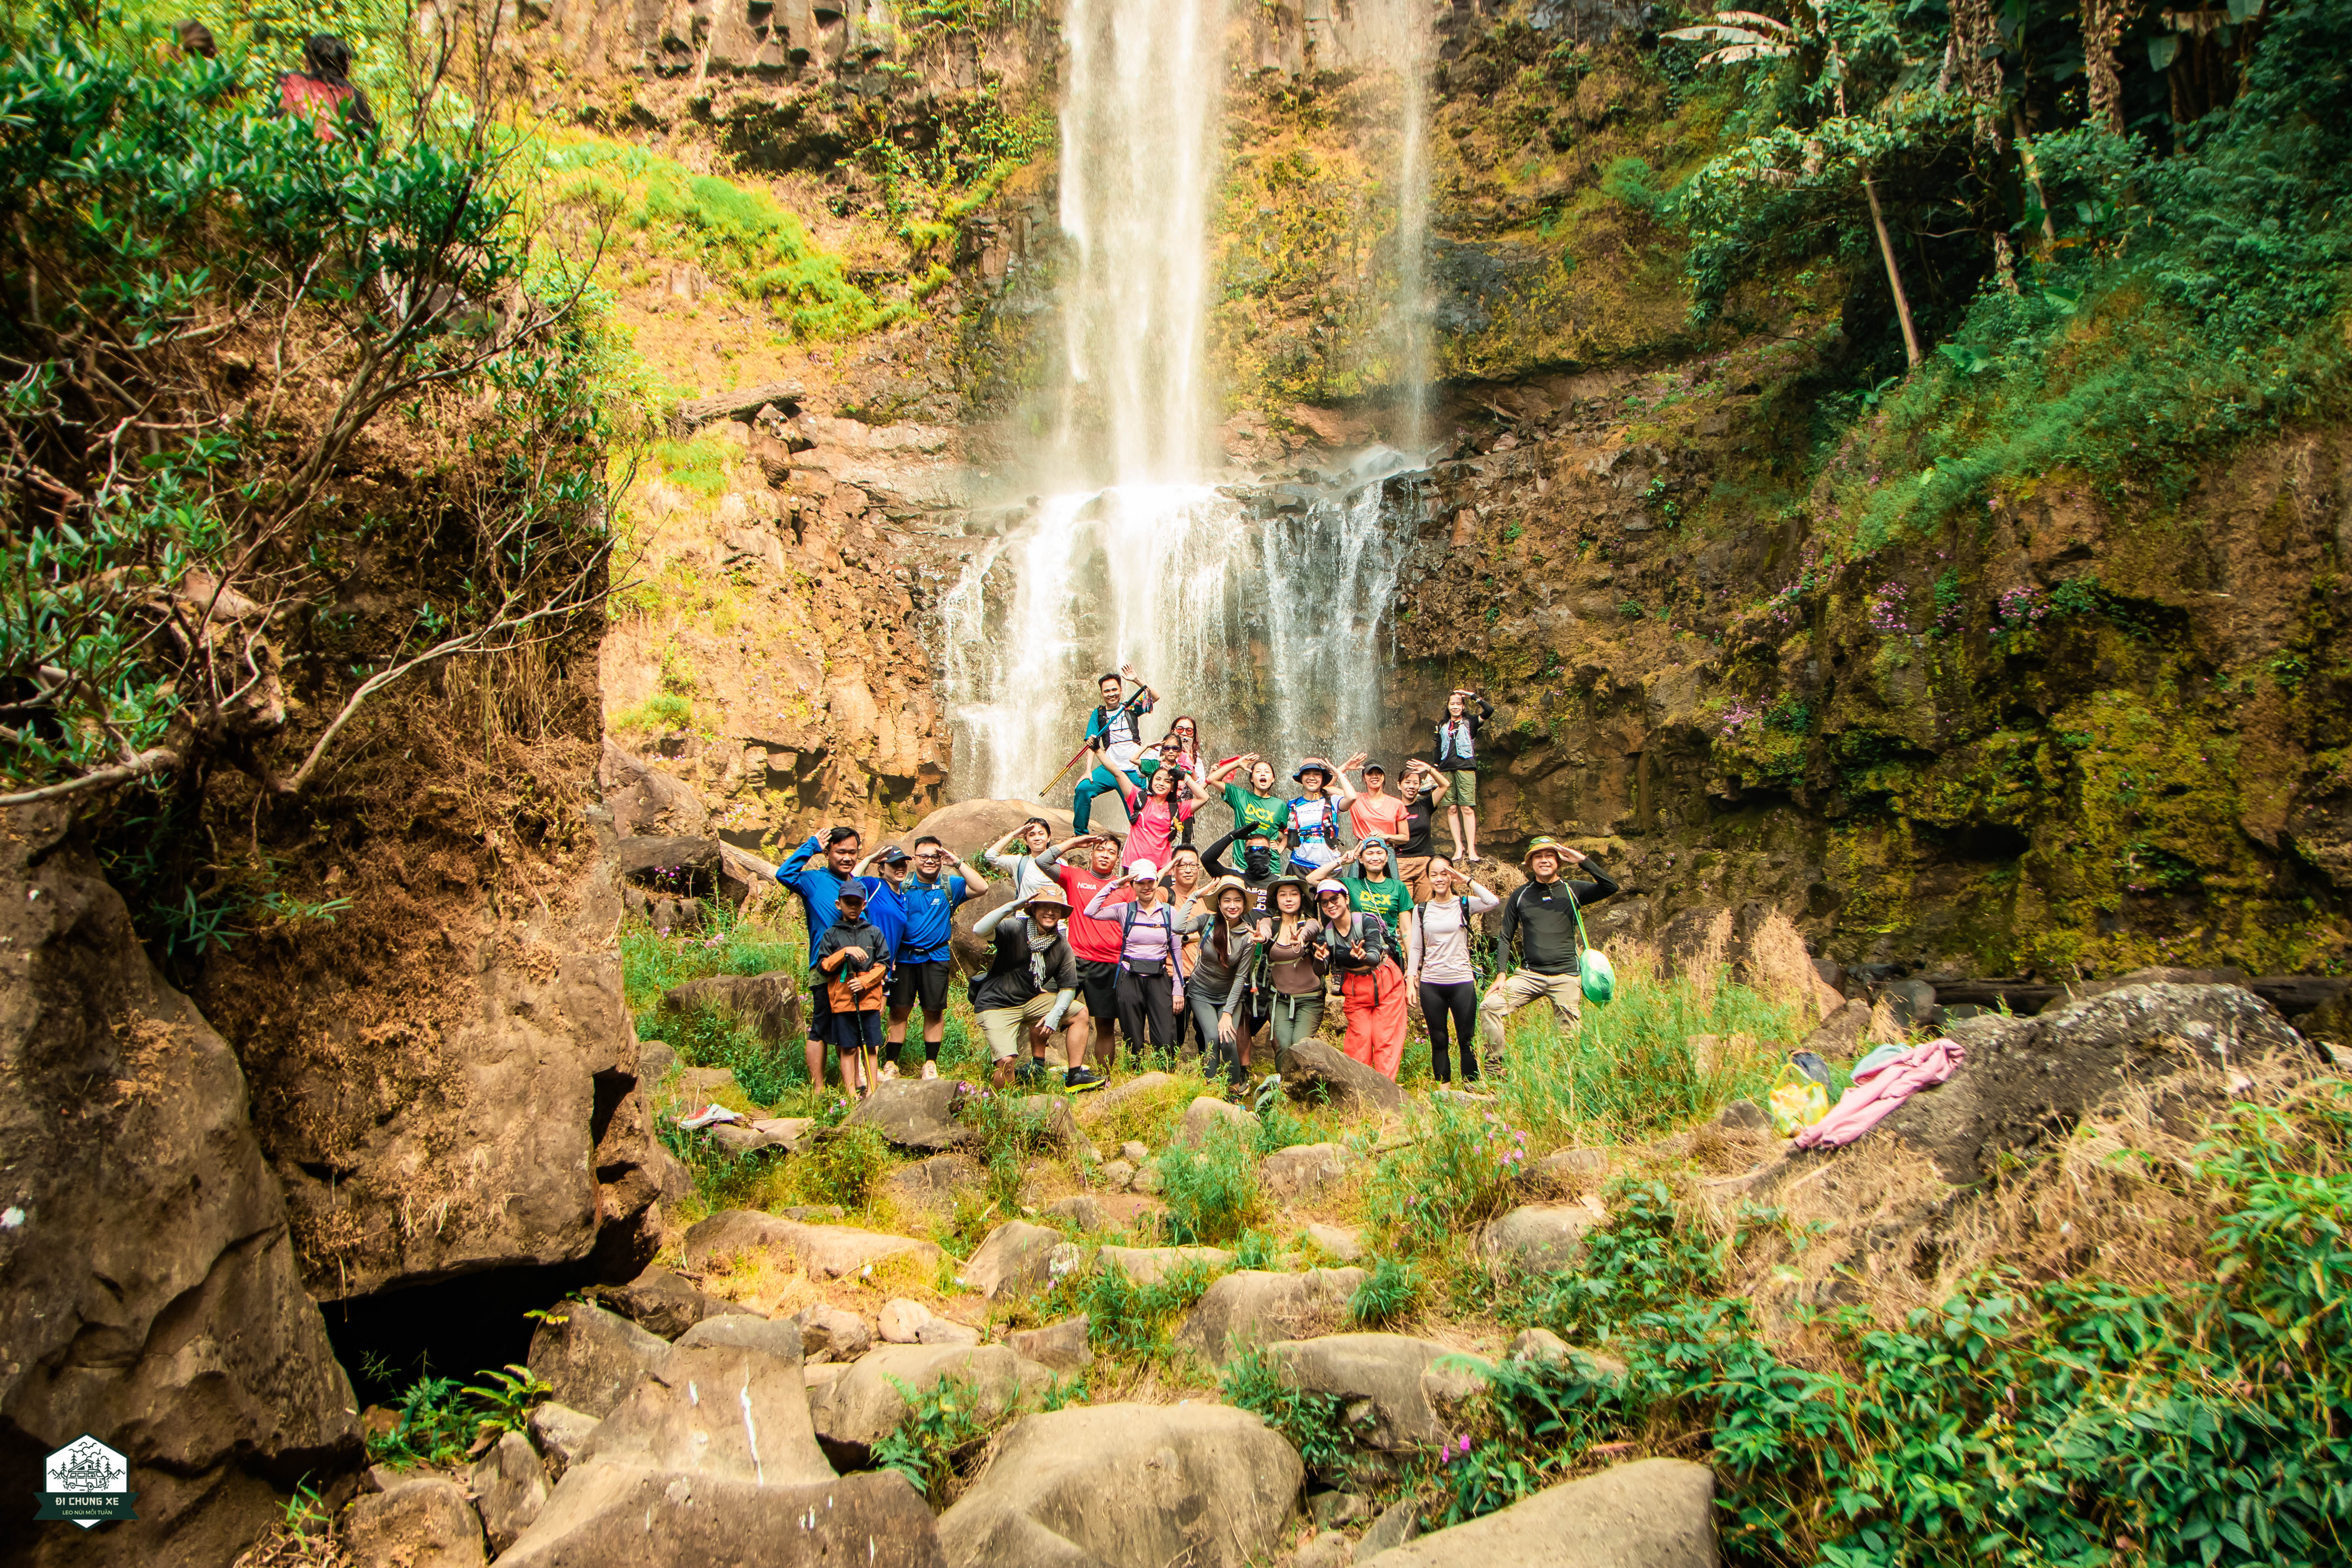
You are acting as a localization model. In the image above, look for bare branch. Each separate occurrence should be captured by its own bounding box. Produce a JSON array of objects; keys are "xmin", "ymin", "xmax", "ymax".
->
[{"xmin": 0, "ymin": 744, "xmax": 180, "ymax": 806}]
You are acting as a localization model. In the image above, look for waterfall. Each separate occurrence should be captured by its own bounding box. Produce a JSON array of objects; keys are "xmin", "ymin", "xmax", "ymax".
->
[{"xmin": 939, "ymin": 0, "xmax": 1433, "ymax": 804}]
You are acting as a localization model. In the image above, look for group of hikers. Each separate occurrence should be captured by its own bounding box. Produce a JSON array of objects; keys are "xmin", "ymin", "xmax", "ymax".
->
[
  {"xmin": 165, "ymin": 20, "xmax": 379, "ymax": 140},
  {"xmin": 773, "ymin": 669, "xmax": 1616, "ymax": 1100}
]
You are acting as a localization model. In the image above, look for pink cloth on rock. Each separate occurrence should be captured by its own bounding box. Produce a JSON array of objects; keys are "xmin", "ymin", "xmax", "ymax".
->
[{"xmin": 1793, "ymin": 1037, "xmax": 1965, "ymax": 1149}]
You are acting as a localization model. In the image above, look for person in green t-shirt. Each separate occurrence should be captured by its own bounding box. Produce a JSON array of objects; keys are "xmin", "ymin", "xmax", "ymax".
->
[
  {"xmin": 1206, "ymin": 753, "xmax": 1288, "ymax": 846},
  {"xmin": 1305, "ymin": 839, "xmax": 1414, "ymax": 962}
]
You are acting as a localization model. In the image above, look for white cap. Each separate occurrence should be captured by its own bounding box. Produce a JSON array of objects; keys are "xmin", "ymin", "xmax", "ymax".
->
[{"xmin": 1126, "ymin": 860, "xmax": 1159, "ymax": 881}]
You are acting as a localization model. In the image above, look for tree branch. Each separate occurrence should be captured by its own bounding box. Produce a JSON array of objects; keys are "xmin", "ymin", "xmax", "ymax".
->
[{"xmin": 0, "ymin": 745, "xmax": 181, "ymax": 807}]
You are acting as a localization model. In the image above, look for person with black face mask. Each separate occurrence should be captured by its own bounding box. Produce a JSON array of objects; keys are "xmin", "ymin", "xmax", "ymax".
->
[{"xmin": 1201, "ymin": 824, "xmax": 1282, "ymax": 916}]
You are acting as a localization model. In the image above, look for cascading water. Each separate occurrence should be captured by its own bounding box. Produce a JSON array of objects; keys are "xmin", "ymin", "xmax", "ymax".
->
[{"xmin": 940, "ymin": 0, "xmax": 1434, "ymax": 802}]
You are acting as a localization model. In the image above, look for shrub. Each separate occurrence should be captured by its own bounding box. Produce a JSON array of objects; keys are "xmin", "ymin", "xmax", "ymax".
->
[
  {"xmin": 364, "ymin": 1362, "xmax": 551, "ymax": 1467},
  {"xmin": 870, "ymin": 1374, "xmax": 993, "ymax": 1502},
  {"xmin": 1348, "ymin": 1255, "xmax": 1419, "ymax": 1327},
  {"xmin": 1155, "ymin": 1122, "xmax": 1263, "ymax": 1245},
  {"xmin": 1044, "ymin": 1258, "xmax": 1218, "ymax": 1363},
  {"xmin": 1360, "ymin": 1096, "xmax": 1525, "ymax": 1259},
  {"xmin": 1219, "ymin": 1346, "xmax": 1371, "ymax": 1476},
  {"xmin": 958, "ymin": 1089, "xmax": 1060, "ymax": 1214},
  {"xmin": 799, "ymin": 1124, "xmax": 891, "ymax": 1209}
]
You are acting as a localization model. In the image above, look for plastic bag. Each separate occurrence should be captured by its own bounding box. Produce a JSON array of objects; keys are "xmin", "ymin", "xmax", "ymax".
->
[
  {"xmin": 1579, "ymin": 947, "xmax": 1615, "ymax": 1007},
  {"xmin": 1768, "ymin": 1063, "xmax": 1830, "ymax": 1135}
]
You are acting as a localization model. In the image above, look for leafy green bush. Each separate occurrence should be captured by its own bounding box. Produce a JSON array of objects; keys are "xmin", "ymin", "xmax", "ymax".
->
[
  {"xmin": 800, "ymin": 1124, "xmax": 891, "ymax": 1209},
  {"xmin": 1155, "ymin": 1122, "xmax": 1263, "ymax": 1245},
  {"xmin": 958, "ymin": 1089, "xmax": 1060, "ymax": 1214},
  {"xmin": 1042, "ymin": 1258, "xmax": 1218, "ymax": 1363},
  {"xmin": 1348, "ymin": 1255, "xmax": 1420, "ymax": 1328},
  {"xmin": 364, "ymin": 1362, "xmax": 551, "ymax": 1467},
  {"xmin": 1437, "ymin": 1082, "xmax": 2352, "ymax": 1566},
  {"xmin": 1219, "ymin": 1345, "xmax": 1372, "ymax": 1476},
  {"xmin": 1360, "ymin": 1096, "xmax": 1524, "ymax": 1258},
  {"xmin": 620, "ymin": 906, "xmax": 803, "ymax": 1014},
  {"xmin": 870, "ymin": 1374, "xmax": 992, "ymax": 1500}
]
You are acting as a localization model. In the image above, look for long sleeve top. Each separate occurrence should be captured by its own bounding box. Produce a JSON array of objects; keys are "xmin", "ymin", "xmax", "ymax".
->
[
  {"xmin": 1321, "ymin": 911, "xmax": 1395, "ymax": 978},
  {"xmin": 776, "ymin": 836, "xmax": 853, "ymax": 974},
  {"xmin": 969, "ymin": 905, "xmax": 1079, "ymax": 1024},
  {"xmin": 1498, "ymin": 861, "xmax": 1619, "ymax": 975},
  {"xmin": 1405, "ymin": 883, "xmax": 1502, "ymax": 986},
  {"xmin": 987, "ymin": 848, "xmax": 1060, "ymax": 901},
  {"xmin": 1201, "ymin": 830, "xmax": 1280, "ymax": 914},
  {"xmin": 1083, "ymin": 884, "xmax": 1187, "ymax": 994},
  {"xmin": 1175, "ymin": 910, "xmax": 1256, "ymax": 1015}
]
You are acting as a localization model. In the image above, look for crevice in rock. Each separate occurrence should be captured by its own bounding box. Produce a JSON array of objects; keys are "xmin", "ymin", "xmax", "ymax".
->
[{"xmin": 323, "ymin": 1261, "xmax": 603, "ymax": 1408}]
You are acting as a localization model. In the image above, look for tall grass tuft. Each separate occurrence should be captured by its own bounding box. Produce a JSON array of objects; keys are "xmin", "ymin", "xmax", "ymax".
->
[
  {"xmin": 1495, "ymin": 946, "xmax": 1804, "ymax": 1146},
  {"xmin": 1155, "ymin": 1121, "xmax": 1265, "ymax": 1245}
]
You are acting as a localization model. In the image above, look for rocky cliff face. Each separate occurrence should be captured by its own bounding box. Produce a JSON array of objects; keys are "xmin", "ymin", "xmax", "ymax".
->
[{"xmin": 0, "ymin": 805, "xmax": 360, "ymax": 1566}]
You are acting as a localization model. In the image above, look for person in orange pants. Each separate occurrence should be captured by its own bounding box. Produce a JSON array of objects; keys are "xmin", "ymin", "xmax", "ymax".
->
[{"xmin": 1315, "ymin": 882, "xmax": 1408, "ymax": 1080}]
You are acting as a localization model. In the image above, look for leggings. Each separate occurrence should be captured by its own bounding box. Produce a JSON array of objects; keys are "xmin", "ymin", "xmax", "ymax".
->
[
  {"xmin": 1267, "ymin": 990, "xmax": 1325, "ymax": 1059},
  {"xmin": 1115, "ymin": 970, "xmax": 1178, "ymax": 1062},
  {"xmin": 1189, "ymin": 987, "xmax": 1258, "ymax": 1089},
  {"xmin": 1420, "ymin": 981, "xmax": 1480, "ymax": 1082}
]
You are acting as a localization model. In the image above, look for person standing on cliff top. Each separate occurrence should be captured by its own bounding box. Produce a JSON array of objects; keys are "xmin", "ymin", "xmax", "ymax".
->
[
  {"xmin": 1433, "ymin": 689, "xmax": 1494, "ymax": 863},
  {"xmin": 884, "ymin": 835, "xmax": 984, "ymax": 1080},
  {"xmin": 776, "ymin": 825, "xmax": 864, "ymax": 1091},
  {"xmin": 1071, "ymin": 664, "xmax": 1156, "ymax": 833},
  {"xmin": 1478, "ymin": 836, "xmax": 1618, "ymax": 1076}
]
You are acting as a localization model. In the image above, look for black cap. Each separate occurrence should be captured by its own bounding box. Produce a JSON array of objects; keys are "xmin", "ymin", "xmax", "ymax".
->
[
  {"xmin": 836, "ymin": 883, "xmax": 868, "ymax": 903},
  {"xmin": 1362, "ymin": 759, "xmax": 1387, "ymax": 773},
  {"xmin": 879, "ymin": 847, "xmax": 911, "ymax": 866}
]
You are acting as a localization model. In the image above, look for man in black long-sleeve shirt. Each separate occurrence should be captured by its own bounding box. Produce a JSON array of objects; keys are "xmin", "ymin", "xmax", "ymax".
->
[
  {"xmin": 1478, "ymin": 836, "xmax": 1619, "ymax": 1072},
  {"xmin": 1201, "ymin": 825, "xmax": 1283, "ymax": 917}
]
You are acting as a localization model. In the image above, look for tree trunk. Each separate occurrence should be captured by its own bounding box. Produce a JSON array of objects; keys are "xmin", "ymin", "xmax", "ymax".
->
[
  {"xmin": 1862, "ymin": 174, "xmax": 1924, "ymax": 368},
  {"xmin": 2082, "ymin": 0, "xmax": 2138, "ymax": 134}
]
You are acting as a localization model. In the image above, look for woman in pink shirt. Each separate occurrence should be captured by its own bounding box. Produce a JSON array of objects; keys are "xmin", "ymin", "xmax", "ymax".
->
[{"xmin": 1110, "ymin": 761, "xmax": 1207, "ymax": 873}]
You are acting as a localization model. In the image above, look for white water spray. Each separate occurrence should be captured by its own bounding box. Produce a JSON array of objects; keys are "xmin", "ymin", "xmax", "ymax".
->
[{"xmin": 941, "ymin": 0, "xmax": 1433, "ymax": 801}]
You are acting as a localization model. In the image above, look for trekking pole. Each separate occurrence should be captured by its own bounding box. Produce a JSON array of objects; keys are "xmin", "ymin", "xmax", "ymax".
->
[{"xmin": 1036, "ymin": 738, "xmax": 1094, "ymax": 801}]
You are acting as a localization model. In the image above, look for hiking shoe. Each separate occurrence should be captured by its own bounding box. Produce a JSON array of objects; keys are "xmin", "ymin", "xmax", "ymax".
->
[
  {"xmin": 1062, "ymin": 1067, "xmax": 1106, "ymax": 1093},
  {"xmin": 880, "ymin": 1061, "xmax": 900, "ymax": 1081},
  {"xmin": 920, "ymin": 1061, "xmax": 938, "ymax": 1080}
]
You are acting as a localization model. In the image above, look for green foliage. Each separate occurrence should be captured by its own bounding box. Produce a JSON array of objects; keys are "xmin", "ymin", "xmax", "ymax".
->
[
  {"xmin": 612, "ymin": 692, "xmax": 693, "ymax": 733},
  {"xmin": 958, "ymin": 1088, "xmax": 1059, "ymax": 1214},
  {"xmin": 1154, "ymin": 1121, "xmax": 1264, "ymax": 1245},
  {"xmin": 366, "ymin": 1361, "xmax": 548, "ymax": 1467},
  {"xmin": 545, "ymin": 137, "xmax": 909, "ymax": 338},
  {"xmin": 1494, "ymin": 970, "xmax": 1801, "ymax": 1144},
  {"xmin": 1438, "ymin": 1082, "xmax": 2352, "ymax": 1566},
  {"xmin": 1220, "ymin": 1345, "xmax": 1371, "ymax": 1476},
  {"xmin": 1044, "ymin": 1258, "xmax": 1217, "ymax": 1363},
  {"xmin": 800, "ymin": 1123, "xmax": 891, "ymax": 1208},
  {"xmin": 1348, "ymin": 1254, "xmax": 1420, "ymax": 1327},
  {"xmin": 1360, "ymin": 1096, "xmax": 1525, "ymax": 1258},
  {"xmin": 870, "ymin": 1373, "xmax": 993, "ymax": 1501},
  {"xmin": 620, "ymin": 906, "xmax": 801, "ymax": 1014}
]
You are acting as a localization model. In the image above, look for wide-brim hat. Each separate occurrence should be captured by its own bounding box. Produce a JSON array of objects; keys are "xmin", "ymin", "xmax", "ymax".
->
[
  {"xmin": 1521, "ymin": 835, "xmax": 1573, "ymax": 868},
  {"xmin": 1201, "ymin": 875, "xmax": 1252, "ymax": 902},
  {"xmin": 1266, "ymin": 874, "xmax": 1312, "ymax": 898},
  {"xmin": 1292, "ymin": 760, "xmax": 1333, "ymax": 783},
  {"xmin": 1021, "ymin": 885, "xmax": 1072, "ymax": 913}
]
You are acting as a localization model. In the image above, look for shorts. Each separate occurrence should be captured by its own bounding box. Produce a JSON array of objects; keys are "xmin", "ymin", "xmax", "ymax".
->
[
  {"xmin": 977, "ymin": 992, "xmax": 1062, "ymax": 1062},
  {"xmin": 888, "ymin": 958, "xmax": 953, "ymax": 1014},
  {"xmin": 1075, "ymin": 958, "xmax": 1121, "ymax": 1022},
  {"xmin": 1444, "ymin": 769, "xmax": 1477, "ymax": 808},
  {"xmin": 827, "ymin": 1008, "xmax": 883, "ymax": 1053},
  {"xmin": 1398, "ymin": 855, "xmax": 1432, "ymax": 902},
  {"xmin": 806, "ymin": 978, "xmax": 833, "ymax": 1041}
]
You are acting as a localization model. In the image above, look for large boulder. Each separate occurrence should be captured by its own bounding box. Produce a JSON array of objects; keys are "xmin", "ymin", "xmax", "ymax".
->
[
  {"xmin": 1074, "ymin": 1070, "xmax": 1181, "ymax": 1124},
  {"xmin": 1173, "ymin": 1269, "xmax": 1368, "ymax": 1364},
  {"xmin": 1006, "ymin": 1316, "xmax": 1093, "ymax": 1374},
  {"xmin": 526, "ymin": 1300, "xmax": 674, "ymax": 1418},
  {"xmin": 594, "ymin": 1265, "xmax": 760, "ymax": 1340},
  {"xmin": 1260, "ymin": 1142, "xmax": 1358, "ymax": 1204},
  {"xmin": 344, "ymin": 1476, "xmax": 487, "ymax": 1568},
  {"xmin": 675, "ymin": 1313, "xmax": 804, "ymax": 1359},
  {"xmin": 500, "ymin": 1470, "xmax": 942, "ymax": 1568},
  {"xmin": 848, "ymin": 1076, "xmax": 977, "ymax": 1151},
  {"xmin": 1265, "ymin": 1335, "xmax": 1484, "ymax": 1451},
  {"xmin": 683, "ymin": 1209, "xmax": 945, "ymax": 1280},
  {"xmin": 528, "ymin": 1403, "xmax": 601, "ymax": 1482},
  {"xmin": 468, "ymin": 1429, "xmax": 550, "ymax": 1553},
  {"xmin": 659, "ymin": 972, "xmax": 803, "ymax": 1045},
  {"xmin": 568, "ymin": 1338, "xmax": 832, "ymax": 1484},
  {"xmin": 937, "ymin": 1402, "xmax": 1301, "ymax": 1568},
  {"xmin": 600, "ymin": 740, "xmax": 711, "ymax": 839},
  {"xmin": 1802, "ymin": 998, "xmax": 1873, "ymax": 1059},
  {"xmin": 1366, "ymin": 1458, "xmax": 1717, "ymax": 1566},
  {"xmin": 0, "ymin": 804, "xmax": 360, "ymax": 1568},
  {"xmin": 1280, "ymin": 1038, "xmax": 1407, "ymax": 1114},
  {"xmin": 961, "ymin": 1220, "xmax": 1066, "ymax": 1300},
  {"xmin": 807, "ymin": 1344, "xmax": 1049, "ymax": 1468},
  {"xmin": 1885, "ymin": 983, "xmax": 2309, "ymax": 1182},
  {"xmin": 1171, "ymin": 1094, "xmax": 1261, "ymax": 1149},
  {"xmin": 1097, "ymin": 1244, "xmax": 1235, "ymax": 1285},
  {"xmin": 1477, "ymin": 1205, "xmax": 1597, "ymax": 1276},
  {"xmin": 792, "ymin": 1301, "xmax": 874, "ymax": 1361},
  {"xmin": 883, "ymin": 1151, "xmax": 984, "ymax": 1218}
]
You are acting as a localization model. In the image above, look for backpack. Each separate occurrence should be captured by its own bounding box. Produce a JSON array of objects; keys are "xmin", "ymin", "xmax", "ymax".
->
[{"xmin": 1113, "ymin": 901, "xmax": 1183, "ymax": 979}]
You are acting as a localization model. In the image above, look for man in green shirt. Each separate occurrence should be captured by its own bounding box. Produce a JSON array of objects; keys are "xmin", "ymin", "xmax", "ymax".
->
[{"xmin": 1206, "ymin": 753, "xmax": 1288, "ymax": 846}]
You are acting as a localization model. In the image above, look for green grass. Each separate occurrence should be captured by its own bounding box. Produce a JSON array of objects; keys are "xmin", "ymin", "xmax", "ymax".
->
[
  {"xmin": 1493, "ymin": 967, "xmax": 1806, "ymax": 1147},
  {"xmin": 1154, "ymin": 1120, "xmax": 1265, "ymax": 1245}
]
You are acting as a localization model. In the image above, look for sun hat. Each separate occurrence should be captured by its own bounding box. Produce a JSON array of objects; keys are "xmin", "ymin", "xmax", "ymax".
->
[
  {"xmin": 1201, "ymin": 874, "xmax": 1252, "ymax": 901},
  {"xmin": 1022, "ymin": 885, "xmax": 1072, "ymax": 913},
  {"xmin": 1521, "ymin": 835, "xmax": 1575, "ymax": 868},
  {"xmin": 1292, "ymin": 759, "xmax": 1333, "ymax": 783}
]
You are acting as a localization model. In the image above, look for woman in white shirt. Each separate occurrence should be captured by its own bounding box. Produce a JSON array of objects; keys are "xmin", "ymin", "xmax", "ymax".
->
[{"xmin": 1402, "ymin": 855, "xmax": 1501, "ymax": 1083}]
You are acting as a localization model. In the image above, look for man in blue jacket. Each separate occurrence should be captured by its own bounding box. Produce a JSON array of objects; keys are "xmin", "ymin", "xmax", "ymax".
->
[
  {"xmin": 776, "ymin": 825, "xmax": 863, "ymax": 1089},
  {"xmin": 886, "ymin": 834, "xmax": 987, "ymax": 1078}
]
